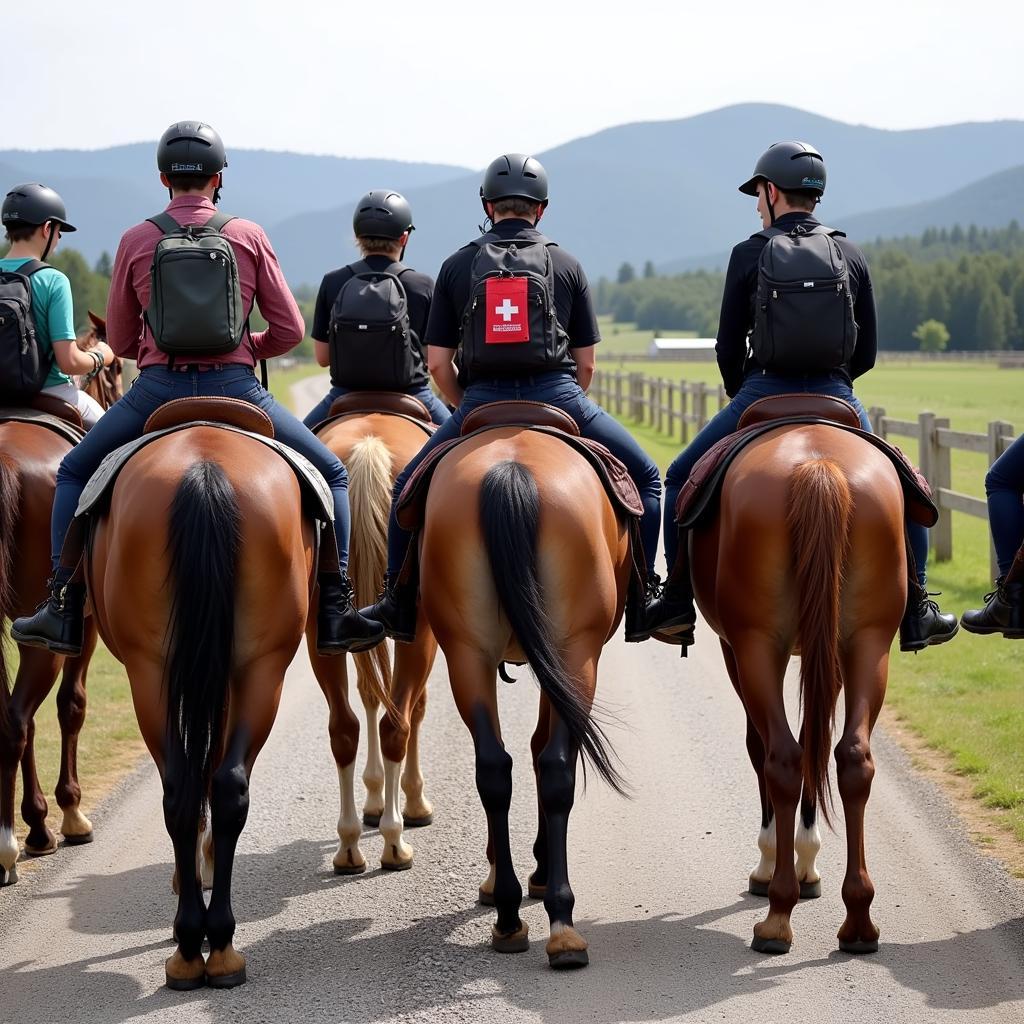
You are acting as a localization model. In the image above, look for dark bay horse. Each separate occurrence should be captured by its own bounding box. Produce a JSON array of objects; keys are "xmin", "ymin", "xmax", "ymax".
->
[
  {"xmin": 0, "ymin": 321, "xmax": 122, "ymax": 886},
  {"xmin": 307, "ymin": 412, "xmax": 439, "ymax": 874},
  {"xmin": 419, "ymin": 428, "xmax": 630, "ymax": 969},
  {"xmin": 692, "ymin": 424, "xmax": 906, "ymax": 955},
  {"xmin": 87, "ymin": 426, "xmax": 316, "ymax": 988}
]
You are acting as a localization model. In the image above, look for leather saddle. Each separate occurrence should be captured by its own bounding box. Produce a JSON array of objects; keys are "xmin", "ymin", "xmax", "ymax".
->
[
  {"xmin": 675, "ymin": 392, "xmax": 937, "ymax": 529},
  {"xmin": 0, "ymin": 393, "xmax": 87, "ymax": 444},
  {"xmin": 311, "ymin": 390, "xmax": 436, "ymax": 436},
  {"xmin": 143, "ymin": 396, "xmax": 275, "ymax": 437}
]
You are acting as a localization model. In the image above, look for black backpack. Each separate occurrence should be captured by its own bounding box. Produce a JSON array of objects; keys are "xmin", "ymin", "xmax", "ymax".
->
[
  {"xmin": 328, "ymin": 261, "xmax": 417, "ymax": 390},
  {"xmin": 749, "ymin": 224, "xmax": 858, "ymax": 374},
  {"xmin": 0, "ymin": 259, "xmax": 50, "ymax": 400},
  {"xmin": 459, "ymin": 233, "xmax": 568, "ymax": 379},
  {"xmin": 145, "ymin": 211, "xmax": 246, "ymax": 358}
]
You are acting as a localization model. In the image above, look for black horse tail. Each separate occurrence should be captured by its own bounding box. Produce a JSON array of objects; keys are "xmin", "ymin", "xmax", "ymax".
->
[
  {"xmin": 0, "ymin": 452, "xmax": 19, "ymax": 713},
  {"xmin": 479, "ymin": 460, "xmax": 625, "ymax": 795},
  {"xmin": 164, "ymin": 460, "xmax": 240, "ymax": 826}
]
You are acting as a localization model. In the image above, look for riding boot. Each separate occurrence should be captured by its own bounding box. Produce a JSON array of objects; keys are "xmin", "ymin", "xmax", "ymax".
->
[
  {"xmin": 10, "ymin": 566, "xmax": 86, "ymax": 656},
  {"xmin": 960, "ymin": 547, "xmax": 1024, "ymax": 638},
  {"xmin": 316, "ymin": 572, "xmax": 386, "ymax": 655},
  {"xmin": 358, "ymin": 573, "xmax": 418, "ymax": 644},
  {"xmin": 626, "ymin": 528, "xmax": 697, "ymax": 645},
  {"xmin": 899, "ymin": 582, "xmax": 959, "ymax": 652}
]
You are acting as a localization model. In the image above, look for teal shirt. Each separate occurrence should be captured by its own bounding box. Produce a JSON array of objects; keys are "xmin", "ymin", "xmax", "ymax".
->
[{"xmin": 0, "ymin": 257, "xmax": 74, "ymax": 388}]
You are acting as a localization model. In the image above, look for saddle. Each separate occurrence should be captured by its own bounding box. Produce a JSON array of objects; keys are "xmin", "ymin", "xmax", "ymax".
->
[
  {"xmin": 396, "ymin": 400, "xmax": 642, "ymax": 532},
  {"xmin": 674, "ymin": 393, "xmax": 938, "ymax": 529},
  {"xmin": 0, "ymin": 392, "xmax": 89, "ymax": 444},
  {"xmin": 311, "ymin": 390, "xmax": 436, "ymax": 437}
]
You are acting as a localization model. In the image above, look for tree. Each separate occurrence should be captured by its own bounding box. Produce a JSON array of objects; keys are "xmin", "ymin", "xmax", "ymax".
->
[
  {"xmin": 912, "ymin": 319, "xmax": 950, "ymax": 353},
  {"xmin": 616, "ymin": 262, "xmax": 635, "ymax": 285},
  {"xmin": 93, "ymin": 251, "xmax": 113, "ymax": 277},
  {"xmin": 643, "ymin": 260, "xmax": 656, "ymax": 279}
]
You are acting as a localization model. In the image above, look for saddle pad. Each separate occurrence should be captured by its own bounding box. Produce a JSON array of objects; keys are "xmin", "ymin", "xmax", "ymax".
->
[
  {"xmin": 312, "ymin": 409, "xmax": 436, "ymax": 438},
  {"xmin": 0, "ymin": 407, "xmax": 85, "ymax": 446},
  {"xmin": 674, "ymin": 417, "xmax": 937, "ymax": 530},
  {"xmin": 75, "ymin": 420, "xmax": 334, "ymax": 523},
  {"xmin": 396, "ymin": 423, "xmax": 642, "ymax": 532}
]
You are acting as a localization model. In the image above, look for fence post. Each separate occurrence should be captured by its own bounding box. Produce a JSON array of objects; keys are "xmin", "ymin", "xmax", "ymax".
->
[
  {"xmin": 680, "ymin": 383, "xmax": 690, "ymax": 443},
  {"xmin": 931, "ymin": 416, "xmax": 953, "ymax": 562},
  {"xmin": 693, "ymin": 381, "xmax": 708, "ymax": 430},
  {"xmin": 987, "ymin": 421, "xmax": 1014, "ymax": 579},
  {"xmin": 869, "ymin": 405, "xmax": 886, "ymax": 438},
  {"xmin": 614, "ymin": 371, "xmax": 623, "ymax": 417},
  {"xmin": 918, "ymin": 411, "xmax": 935, "ymax": 485},
  {"xmin": 667, "ymin": 382, "xmax": 676, "ymax": 440}
]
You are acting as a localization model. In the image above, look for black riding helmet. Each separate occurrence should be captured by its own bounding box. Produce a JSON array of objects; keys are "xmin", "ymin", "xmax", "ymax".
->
[
  {"xmin": 157, "ymin": 121, "xmax": 227, "ymax": 203},
  {"xmin": 738, "ymin": 141, "xmax": 826, "ymax": 198},
  {"xmin": 3, "ymin": 183, "xmax": 77, "ymax": 260},
  {"xmin": 352, "ymin": 190, "xmax": 414, "ymax": 240},
  {"xmin": 479, "ymin": 153, "xmax": 549, "ymax": 216}
]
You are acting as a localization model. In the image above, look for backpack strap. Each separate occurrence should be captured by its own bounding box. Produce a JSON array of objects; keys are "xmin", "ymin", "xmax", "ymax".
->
[
  {"xmin": 809, "ymin": 224, "xmax": 846, "ymax": 238},
  {"xmin": 203, "ymin": 212, "xmax": 236, "ymax": 233},
  {"xmin": 752, "ymin": 226, "xmax": 787, "ymax": 242},
  {"xmin": 15, "ymin": 258, "xmax": 47, "ymax": 279},
  {"xmin": 147, "ymin": 212, "xmax": 181, "ymax": 235}
]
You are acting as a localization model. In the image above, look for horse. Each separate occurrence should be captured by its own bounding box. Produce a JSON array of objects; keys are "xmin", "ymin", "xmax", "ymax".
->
[
  {"xmin": 306, "ymin": 411, "xmax": 439, "ymax": 875},
  {"xmin": 0, "ymin": 318, "xmax": 123, "ymax": 886},
  {"xmin": 691, "ymin": 424, "xmax": 907, "ymax": 955},
  {"xmin": 75, "ymin": 311, "xmax": 124, "ymax": 409},
  {"xmin": 418, "ymin": 426, "xmax": 630, "ymax": 969},
  {"xmin": 86, "ymin": 417, "xmax": 316, "ymax": 988}
]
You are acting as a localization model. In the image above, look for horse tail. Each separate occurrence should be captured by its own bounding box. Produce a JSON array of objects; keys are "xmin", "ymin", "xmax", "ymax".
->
[
  {"xmin": 165, "ymin": 460, "xmax": 240, "ymax": 824},
  {"xmin": 0, "ymin": 452, "xmax": 19, "ymax": 711},
  {"xmin": 787, "ymin": 457, "xmax": 852, "ymax": 824},
  {"xmin": 479, "ymin": 460, "xmax": 626, "ymax": 795},
  {"xmin": 346, "ymin": 436, "xmax": 395, "ymax": 716}
]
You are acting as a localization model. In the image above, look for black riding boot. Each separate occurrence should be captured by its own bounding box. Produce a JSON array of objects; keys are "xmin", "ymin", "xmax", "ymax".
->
[
  {"xmin": 899, "ymin": 582, "xmax": 959, "ymax": 652},
  {"xmin": 358, "ymin": 573, "xmax": 419, "ymax": 644},
  {"xmin": 10, "ymin": 567, "xmax": 86, "ymax": 656},
  {"xmin": 961, "ymin": 570, "xmax": 1024, "ymax": 638},
  {"xmin": 625, "ymin": 569, "xmax": 697, "ymax": 646},
  {"xmin": 316, "ymin": 572, "xmax": 386, "ymax": 655}
]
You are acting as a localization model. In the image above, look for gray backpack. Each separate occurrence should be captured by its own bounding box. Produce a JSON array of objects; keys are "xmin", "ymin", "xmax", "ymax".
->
[
  {"xmin": 750, "ymin": 224, "xmax": 857, "ymax": 374},
  {"xmin": 0, "ymin": 259, "xmax": 50, "ymax": 400},
  {"xmin": 146, "ymin": 211, "xmax": 246, "ymax": 358}
]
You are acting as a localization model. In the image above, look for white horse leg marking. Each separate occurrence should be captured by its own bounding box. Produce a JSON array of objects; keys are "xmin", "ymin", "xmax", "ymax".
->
[
  {"xmin": 400, "ymin": 722, "xmax": 432, "ymax": 823},
  {"xmin": 60, "ymin": 806, "xmax": 93, "ymax": 841},
  {"xmin": 795, "ymin": 817, "xmax": 822, "ymax": 885},
  {"xmin": 0, "ymin": 826, "xmax": 19, "ymax": 885},
  {"xmin": 750, "ymin": 817, "xmax": 777, "ymax": 888},
  {"xmin": 198, "ymin": 816, "xmax": 215, "ymax": 891},
  {"xmin": 361, "ymin": 697, "xmax": 385, "ymax": 820},
  {"xmin": 379, "ymin": 759, "xmax": 413, "ymax": 869},
  {"xmin": 334, "ymin": 762, "xmax": 366, "ymax": 873}
]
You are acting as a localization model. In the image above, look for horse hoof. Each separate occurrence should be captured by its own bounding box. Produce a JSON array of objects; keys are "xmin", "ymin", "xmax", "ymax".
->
[
  {"xmin": 839, "ymin": 938, "xmax": 879, "ymax": 955},
  {"xmin": 334, "ymin": 861, "xmax": 367, "ymax": 876},
  {"xmin": 24, "ymin": 838, "xmax": 58, "ymax": 857},
  {"xmin": 478, "ymin": 887, "xmax": 494, "ymax": 906},
  {"xmin": 748, "ymin": 878, "xmax": 770, "ymax": 897},
  {"xmin": 205, "ymin": 945, "xmax": 247, "ymax": 988},
  {"xmin": 527, "ymin": 880, "xmax": 547, "ymax": 900},
  {"xmin": 206, "ymin": 967, "xmax": 247, "ymax": 989},
  {"xmin": 751, "ymin": 935, "xmax": 791, "ymax": 955},
  {"xmin": 63, "ymin": 831, "xmax": 95, "ymax": 847},
  {"xmin": 381, "ymin": 855, "xmax": 413, "ymax": 872},
  {"xmin": 800, "ymin": 879, "xmax": 821, "ymax": 900},
  {"xmin": 165, "ymin": 951, "xmax": 206, "ymax": 991},
  {"xmin": 549, "ymin": 949, "xmax": 589, "ymax": 970},
  {"xmin": 0, "ymin": 864, "xmax": 17, "ymax": 886},
  {"xmin": 362, "ymin": 812, "xmax": 381, "ymax": 829},
  {"xmin": 403, "ymin": 812, "xmax": 433, "ymax": 828},
  {"xmin": 492, "ymin": 922, "xmax": 529, "ymax": 954}
]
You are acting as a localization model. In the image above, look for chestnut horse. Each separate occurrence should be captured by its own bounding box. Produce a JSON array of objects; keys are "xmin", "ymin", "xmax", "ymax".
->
[
  {"xmin": 419, "ymin": 428, "xmax": 629, "ymax": 969},
  {"xmin": 692, "ymin": 424, "xmax": 906, "ymax": 955},
  {"xmin": 87, "ymin": 426, "xmax": 316, "ymax": 988},
  {"xmin": 306, "ymin": 413, "xmax": 438, "ymax": 875},
  {"xmin": 0, "ymin": 321, "xmax": 122, "ymax": 886}
]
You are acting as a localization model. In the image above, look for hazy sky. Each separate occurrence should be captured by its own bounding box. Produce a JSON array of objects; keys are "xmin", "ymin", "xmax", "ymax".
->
[{"xmin": 6, "ymin": 0, "xmax": 1022, "ymax": 168}]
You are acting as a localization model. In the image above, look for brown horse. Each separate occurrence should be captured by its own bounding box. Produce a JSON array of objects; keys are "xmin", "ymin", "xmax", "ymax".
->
[
  {"xmin": 419, "ymin": 428, "xmax": 630, "ymax": 969},
  {"xmin": 76, "ymin": 311, "xmax": 124, "ymax": 409},
  {"xmin": 87, "ymin": 424, "xmax": 316, "ymax": 988},
  {"xmin": 692, "ymin": 424, "xmax": 906, "ymax": 955},
  {"xmin": 0, "ymin": 324, "xmax": 123, "ymax": 886},
  {"xmin": 306, "ymin": 413, "xmax": 438, "ymax": 874}
]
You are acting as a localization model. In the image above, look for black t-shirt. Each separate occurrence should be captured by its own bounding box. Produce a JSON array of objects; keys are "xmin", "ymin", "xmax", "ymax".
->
[
  {"xmin": 716, "ymin": 212, "xmax": 878, "ymax": 397},
  {"xmin": 424, "ymin": 219, "xmax": 601, "ymax": 378},
  {"xmin": 312, "ymin": 255, "xmax": 433, "ymax": 388}
]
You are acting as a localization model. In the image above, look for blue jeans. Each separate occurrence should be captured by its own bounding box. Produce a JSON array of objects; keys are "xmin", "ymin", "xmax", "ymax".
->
[
  {"xmin": 985, "ymin": 432, "xmax": 1024, "ymax": 575},
  {"xmin": 52, "ymin": 365, "xmax": 352, "ymax": 573},
  {"xmin": 384, "ymin": 371, "xmax": 663, "ymax": 576},
  {"xmin": 663, "ymin": 372, "xmax": 929, "ymax": 585},
  {"xmin": 302, "ymin": 384, "xmax": 451, "ymax": 429}
]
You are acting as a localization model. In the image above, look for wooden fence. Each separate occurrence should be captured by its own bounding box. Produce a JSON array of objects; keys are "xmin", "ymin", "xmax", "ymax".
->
[{"xmin": 590, "ymin": 370, "xmax": 1017, "ymax": 579}]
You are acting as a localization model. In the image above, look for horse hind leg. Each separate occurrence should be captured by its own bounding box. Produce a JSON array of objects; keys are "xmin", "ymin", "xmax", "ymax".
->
[
  {"xmin": 401, "ymin": 684, "xmax": 434, "ymax": 826},
  {"xmin": 359, "ymin": 686, "xmax": 385, "ymax": 827},
  {"xmin": 795, "ymin": 791, "xmax": 822, "ymax": 899}
]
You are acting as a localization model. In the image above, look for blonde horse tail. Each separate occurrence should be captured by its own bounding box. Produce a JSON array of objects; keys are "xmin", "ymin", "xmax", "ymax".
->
[
  {"xmin": 787, "ymin": 457, "xmax": 852, "ymax": 824},
  {"xmin": 0, "ymin": 452, "xmax": 20, "ymax": 710},
  {"xmin": 347, "ymin": 436, "xmax": 396, "ymax": 716}
]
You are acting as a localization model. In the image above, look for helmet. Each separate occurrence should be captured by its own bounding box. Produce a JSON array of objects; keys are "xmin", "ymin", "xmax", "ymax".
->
[
  {"xmin": 157, "ymin": 121, "xmax": 227, "ymax": 175},
  {"xmin": 480, "ymin": 153, "xmax": 549, "ymax": 211},
  {"xmin": 352, "ymin": 190, "xmax": 414, "ymax": 239},
  {"xmin": 738, "ymin": 141, "xmax": 826, "ymax": 197},
  {"xmin": 2, "ymin": 183, "xmax": 77, "ymax": 232}
]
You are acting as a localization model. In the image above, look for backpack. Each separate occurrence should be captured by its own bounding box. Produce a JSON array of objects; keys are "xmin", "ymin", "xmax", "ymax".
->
[
  {"xmin": 749, "ymin": 224, "xmax": 858, "ymax": 374},
  {"xmin": 458, "ymin": 233, "xmax": 568, "ymax": 379},
  {"xmin": 145, "ymin": 211, "xmax": 246, "ymax": 358},
  {"xmin": 0, "ymin": 259, "xmax": 50, "ymax": 400},
  {"xmin": 328, "ymin": 261, "xmax": 417, "ymax": 390}
]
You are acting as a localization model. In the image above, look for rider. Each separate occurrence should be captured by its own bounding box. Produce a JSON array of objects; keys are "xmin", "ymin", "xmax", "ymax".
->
[
  {"xmin": 360, "ymin": 153, "xmax": 665, "ymax": 642},
  {"xmin": 1, "ymin": 184, "xmax": 114, "ymax": 425},
  {"xmin": 303, "ymin": 190, "xmax": 450, "ymax": 428},
  {"xmin": 961, "ymin": 433, "xmax": 1024, "ymax": 636},
  {"xmin": 647, "ymin": 141, "xmax": 959, "ymax": 653},
  {"xmin": 11, "ymin": 121, "xmax": 383, "ymax": 657}
]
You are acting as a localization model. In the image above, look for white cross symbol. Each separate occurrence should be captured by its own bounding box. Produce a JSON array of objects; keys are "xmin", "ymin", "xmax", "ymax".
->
[{"xmin": 496, "ymin": 298, "xmax": 519, "ymax": 322}]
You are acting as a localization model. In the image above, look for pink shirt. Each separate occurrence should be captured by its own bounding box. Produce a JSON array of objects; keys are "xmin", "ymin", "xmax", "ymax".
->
[{"xmin": 106, "ymin": 195, "xmax": 305, "ymax": 368}]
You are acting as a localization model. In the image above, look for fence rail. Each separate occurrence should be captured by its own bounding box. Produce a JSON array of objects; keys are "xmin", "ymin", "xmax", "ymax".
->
[{"xmin": 591, "ymin": 369, "xmax": 1017, "ymax": 579}]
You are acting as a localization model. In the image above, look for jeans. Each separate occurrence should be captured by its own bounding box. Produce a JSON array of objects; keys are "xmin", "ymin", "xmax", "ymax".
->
[
  {"xmin": 302, "ymin": 384, "xmax": 452, "ymax": 429},
  {"xmin": 52, "ymin": 365, "xmax": 351, "ymax": 573},
  {"xmin": 985, "ymin": 432, "xmax": 1024, "ymax": 575},
  {"xmin": 663, "ymin": 371, "xmax": 929, "ymax": 585},
  {"xmin": 384, "ymin": 371, "xmax": 663, "ymax": 576}
]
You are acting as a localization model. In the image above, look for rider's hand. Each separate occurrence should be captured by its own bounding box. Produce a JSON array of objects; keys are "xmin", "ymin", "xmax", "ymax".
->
[{"xmin": 95, "ymin": 341, "xmax": 116, "ymax": 367}]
